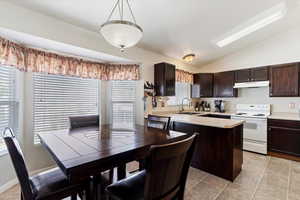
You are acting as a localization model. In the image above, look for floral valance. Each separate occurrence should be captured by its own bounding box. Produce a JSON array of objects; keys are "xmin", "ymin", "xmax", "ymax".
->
[
  {"xmin": 0, "ymin": 38, "xmax": 26, "ymax": 71},
  {"xmin": 0, "ymin": 37, "xmax": 140, "ymax": 80},
  {"xmin": 176, "ymin": 69, "xmax": 193, "ymax": 84}
]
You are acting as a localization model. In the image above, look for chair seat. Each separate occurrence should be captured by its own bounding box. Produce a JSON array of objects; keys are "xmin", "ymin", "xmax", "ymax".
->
[
  {"xmin": 106, "ymin": 170, "xmax": 146, "ymax": 200},
  {"xmin": 30, "ymin": 167, "xmax": 87, "ymax": 200}
]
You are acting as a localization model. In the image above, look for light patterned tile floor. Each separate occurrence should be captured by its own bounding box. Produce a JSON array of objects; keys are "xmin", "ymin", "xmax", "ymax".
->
[{"xmin": 1, "ymin": 152, "xmax": 300, "ymax": 200}]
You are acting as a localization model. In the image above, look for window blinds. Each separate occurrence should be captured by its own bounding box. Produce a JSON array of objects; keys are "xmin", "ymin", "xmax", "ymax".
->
[
  {"xmin": 111, "ymin": 81, "xmax": 136, "ymax": 130},
  {"xmin": 0, "ymin": 66, "xmax": 18, "ymax": 154},
  {"xmin": 33, "ymin": 73, "xmax": 99, "ymax": 144}
]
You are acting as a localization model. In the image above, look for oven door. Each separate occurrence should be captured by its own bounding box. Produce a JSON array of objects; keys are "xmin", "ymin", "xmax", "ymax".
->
[{"xmin": 231, "ymin": 116, "xmax": 267, "ymax": 142}]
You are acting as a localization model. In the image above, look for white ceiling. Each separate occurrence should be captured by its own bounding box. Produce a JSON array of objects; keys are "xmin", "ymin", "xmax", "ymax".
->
[
  {"xmin": 7, "ymin": 0, "xmax": 300, "ymax": 66},
  {"xmin": 0, "ymin": 27, "xmax": 132, "ymax": 64}
]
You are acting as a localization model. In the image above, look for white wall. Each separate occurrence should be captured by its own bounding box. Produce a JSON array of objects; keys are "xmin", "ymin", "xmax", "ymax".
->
[
  {"xmin": 195, "ymin": 26, "xmax": 300, "ymax": 73},
  {"xmin": 0, "ymin": 1, "xmax": 197, "ymax": 190}
]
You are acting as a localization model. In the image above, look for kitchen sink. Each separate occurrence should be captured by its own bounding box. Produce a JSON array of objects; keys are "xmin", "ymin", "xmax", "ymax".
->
[
  {"xmin": 177, "ymin": 112, "xmax": 200, "ymax": 115},
  {"xmin": 198, "ymin": 114, "xmax": 231, "ymax": 119}
]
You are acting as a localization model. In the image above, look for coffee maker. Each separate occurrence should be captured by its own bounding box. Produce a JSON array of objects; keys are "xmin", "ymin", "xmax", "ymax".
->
[{"xmin": 214, "ymin": 100, "xmax": 225, "ymax": 113}]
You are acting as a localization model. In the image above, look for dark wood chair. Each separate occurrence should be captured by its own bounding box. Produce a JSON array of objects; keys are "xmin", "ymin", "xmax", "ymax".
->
[
  {"xmin": 133, "ymin": 114, "xmax": 172, "ymax": 172},
  {"xmin": 69, "ymin": 115, "xmax": 114, "ymax": 198},
  {"xmin": 2, "ymin": 127, "xmax": 91, "ymax": 200},
  {"xmin": 69, "ymin": 115, "xmax": 99, "ymax": 129},
  {"xmin": 106, "ymin": 133, "xmax": 197, "ymax": 200},
  {"xmin": 147, "ymin": 115, "xmax": 171, "ymax": 130}
]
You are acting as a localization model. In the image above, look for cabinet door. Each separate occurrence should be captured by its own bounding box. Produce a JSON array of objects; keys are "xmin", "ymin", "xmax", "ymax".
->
[
  {"xmin": 193, "ymin": 73, "xmax": 213, "ymax": 97},
  {"xmin": 214, "ymin": 71, "xmax": 237, "ymax": 97},
  {"xmin": 172, "ymin": 122, "xmax": 201, "ymax": 166},
  {"xmin": 251, "ymin": 67, "xmax": 268, "ymax": 81},
  {"xmin": 235, "ymin": 69, "xmax": 251, "ymax": 83},
  {"xmin": 154, "ymin": 63, "xmax": 175, "ymax": 96},
  {"xmin": 199, "ymin": 73, "xmax": 213, "ymax": 97},
  {"xmin": 165, "ymin": 63, "xmax": 175, "ymax": 96},
  {"xmin": 269, "ymin": 63, "xmax": 299, "ymax": 97},
  {"xmin": 268, "ymin": 126, "xmax": 300, "ymax": 157}
]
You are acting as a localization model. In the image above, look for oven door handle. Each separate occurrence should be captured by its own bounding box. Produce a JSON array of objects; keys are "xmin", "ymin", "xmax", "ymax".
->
[{"xmin": 231, "ymin": 117, "xmax": 267, "ymax": 121}]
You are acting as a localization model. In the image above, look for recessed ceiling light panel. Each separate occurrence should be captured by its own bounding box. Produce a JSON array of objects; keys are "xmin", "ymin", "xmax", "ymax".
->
[{"xmin": 215, "ymin": 2, "xmax": 287, "ymax": 48}]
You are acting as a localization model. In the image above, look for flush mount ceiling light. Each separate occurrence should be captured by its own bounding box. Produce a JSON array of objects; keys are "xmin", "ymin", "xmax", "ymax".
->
[
  {"xmin": 215, "ymin": 2, "xmax": 286, "ymax": 48},
  {"xmin": 100, "ymin": 0, "xmax": 143, "ymax": 52},
  {"xmin": 183, "ymin": 54, "xmax": 196, "ymax": 63}
]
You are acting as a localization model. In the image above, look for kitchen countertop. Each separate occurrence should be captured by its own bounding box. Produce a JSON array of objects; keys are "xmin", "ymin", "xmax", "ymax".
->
[
  {"xmin": 268, "ymin": 112, "xmax": 300, "ymax": 121},
  {"xmin": 153, "ymin": 112, "xmax": 244, "ymax": 129}
]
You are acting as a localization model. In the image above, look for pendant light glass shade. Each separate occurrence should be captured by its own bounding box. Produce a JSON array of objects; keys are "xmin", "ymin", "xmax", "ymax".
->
[
  {"xmin": 100, "ymin": 20, "xmax": 143, "ymax": 51},
  {"xmin": 100, "ymin": 0, "xmax": 143, "ymax": 51}
]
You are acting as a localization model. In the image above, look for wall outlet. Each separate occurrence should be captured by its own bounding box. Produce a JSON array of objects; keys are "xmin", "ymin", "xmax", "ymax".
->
[{"xmin": 289, "ymin": 102, "xmax": 296, "ymax": 109}]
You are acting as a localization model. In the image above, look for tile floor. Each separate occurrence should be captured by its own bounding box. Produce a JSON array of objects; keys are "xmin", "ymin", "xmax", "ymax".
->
[{"xmin": 1, "ymin": 151, "xmax": 300, "ymax": 200}]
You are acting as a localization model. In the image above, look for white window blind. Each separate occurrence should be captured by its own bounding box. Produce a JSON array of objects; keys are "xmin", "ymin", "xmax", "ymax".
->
[
  {"xmin": 33, "ymin": 73, "xmax": 99, "ymax": 144},
  {"xmin": 111, "ymin": 81, "xmax": 136, "ymax": 130},
  {"xmin": 167, "ymin": 82, "xmax": 191, "ymax": 105},
  {"xmin": 0, "ymin": 65, "xmax": 18, "ymax": 154}
]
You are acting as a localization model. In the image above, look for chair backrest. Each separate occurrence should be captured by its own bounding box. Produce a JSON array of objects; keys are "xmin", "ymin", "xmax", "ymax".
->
[
  {"xmin": 69, "ymin": 115, "xmax": 99, "ymax": 129},
  {"xmin": 147, "ymin": 115, "xmax": 171, "ymax": 130},
  {"xmin": 144, "ymin": 134, "xmax": 197, "ymax": 200},
  {"xmin": 2, "ymin": 128, "xmax": 34, "ymax": 200}
]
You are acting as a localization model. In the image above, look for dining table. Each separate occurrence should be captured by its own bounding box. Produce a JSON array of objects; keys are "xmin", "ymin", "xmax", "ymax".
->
[{"xmin": 38, "ymin": 124, "xmax": 188, "ymax": 198}]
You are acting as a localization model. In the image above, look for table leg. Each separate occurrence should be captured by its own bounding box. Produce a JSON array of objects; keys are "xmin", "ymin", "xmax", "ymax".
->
[
  {"xmin": 117, "ymin": 164, "xmax": 126, "ymax": 180},
  {"xmin": 92, "ymin": 175, "xmax": 102, "ymax": 200}
]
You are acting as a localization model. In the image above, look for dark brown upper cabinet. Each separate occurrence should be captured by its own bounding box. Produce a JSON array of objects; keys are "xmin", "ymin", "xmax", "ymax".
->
[
  {"xmin": 251, "ymin": 67, "xmax": 269, "ymax": 81},
  {"xmin": 235, "ymin": 69, "xmax": 251, "ymax": 83},
  {"xmin": 154, "ymin": 62, "xmax": 176, "ymax": 96},
  {"xmin": 235, "ymin": 67, "xmax": 268, "ymax": 83},
  {"xmin": 192, "ymin": 73, "xmax": 214, "ymax": 98},
  {"xmin": 269, "ymin": 63, "xmax": 299, "ymax": 97},
  {"xmin": 214, "ymin": 71, "xmax": 237, "ymax": 97}
]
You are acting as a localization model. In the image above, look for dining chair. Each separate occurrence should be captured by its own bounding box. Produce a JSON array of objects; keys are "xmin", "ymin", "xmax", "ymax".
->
[
  {"xmin": 69, "ymin": 115, "xmax": 114, "ymax": 198},
  {"xmin": 132, "ymin": 114, "xmax": 172, "ymax": 172},
  {"xmin": 2, "ymin": 127, "xmax": 91, "ymax": 200},
  {"xmin": 147, "ymin": 114, "xmax": 171, "ymax": 130},
  {"xmin": 106, "ymin": 133, "xmax": 197, "ymax": 200},
  {"xmin": 69, "ymin": 115, "xmax": 99, "ymax": 129}
]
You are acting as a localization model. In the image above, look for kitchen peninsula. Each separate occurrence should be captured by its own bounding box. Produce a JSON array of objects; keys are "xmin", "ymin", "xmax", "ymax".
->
[{"xmin": 159, "ymin": 113, "xmax": 244, "ymax": 181}]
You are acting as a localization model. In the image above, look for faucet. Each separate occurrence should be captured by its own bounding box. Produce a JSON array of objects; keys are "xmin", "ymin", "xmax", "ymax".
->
[{"xmin": 180, "ymin": 97, "xmax": 192, "ymax": 112}]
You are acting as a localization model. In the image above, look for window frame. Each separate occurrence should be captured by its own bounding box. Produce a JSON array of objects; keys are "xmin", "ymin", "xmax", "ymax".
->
[
  {"xmin": 110, "ymin": 80, "xmax": 136, "ymax": 130},
  {"xmin": 0, "ymin": 65, "xmax": 20, "ymax": 156}
]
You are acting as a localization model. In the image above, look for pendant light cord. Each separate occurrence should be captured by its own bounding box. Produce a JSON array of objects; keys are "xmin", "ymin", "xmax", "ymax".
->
[
  {"xmin": 126, "ymin": 0, "xmax": 137, "ymax": 24},
  {"xmin": 105, "ymin": 0, "xmax": 137, "ymax": 24}
]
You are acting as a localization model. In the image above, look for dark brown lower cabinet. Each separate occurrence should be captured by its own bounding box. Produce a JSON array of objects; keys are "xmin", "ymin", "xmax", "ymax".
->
[
  {"xmin": 172, "ymin": 122, "xmax": 243, "ymax": 181},
  {"xmin": 268, "ymin": 119, "xmax": 300, "ymax": 159}
]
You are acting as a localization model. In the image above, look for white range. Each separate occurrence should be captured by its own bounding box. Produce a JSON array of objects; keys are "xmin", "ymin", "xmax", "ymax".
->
[{"xmin": 231, "ymin": 104, "xmax": 271, "ymax": 154}]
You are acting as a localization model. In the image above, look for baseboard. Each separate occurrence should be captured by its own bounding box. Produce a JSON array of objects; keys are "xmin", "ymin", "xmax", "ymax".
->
[
  {"xmin": 0, "ymin": 165, "xmax": 55, "ymax": 194},
  {"xmin": 0, "ymin": 178, "xmax": 18, "ymax": 194},
  {"xmin": 268, "ymin": 151, "xmax": 300, "ymax": 162}
]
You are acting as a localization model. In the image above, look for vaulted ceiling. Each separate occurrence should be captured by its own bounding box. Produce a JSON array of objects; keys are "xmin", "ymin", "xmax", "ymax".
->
[{"xmin": 7, "ymin": 0, "xmax": 300, "ymax": 66}]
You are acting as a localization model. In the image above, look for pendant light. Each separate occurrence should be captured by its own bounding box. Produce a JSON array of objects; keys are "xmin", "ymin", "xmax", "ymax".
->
[{"xmin": 100, "ymin": 0, "xmax": 143, "ymax": 52}]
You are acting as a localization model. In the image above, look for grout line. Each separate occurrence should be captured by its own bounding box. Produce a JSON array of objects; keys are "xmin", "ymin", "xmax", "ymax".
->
[
  {"xmin": 287, "ymin": 160, "xmax": 292, "ymax": 200},
  {"xmin": 250, "ymin": 155, "xmax": 271, "ymax": 200},
  {"xmin": 214, "ymin": 182, "xmax": 229, "ymax": 200}
]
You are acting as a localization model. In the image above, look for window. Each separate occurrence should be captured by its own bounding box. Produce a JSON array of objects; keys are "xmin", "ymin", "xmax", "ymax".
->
[
  {"xmin": 0, "ymin": 65, "xmax": 19, "ymax": 155},
  {"xmin": 167, "ymin": 82, "xmax": 191, "ymax": 106},
  {"xmin": 33, "ymin": 73, "xmax": 99, "ymax": 144},
  {"xmin": 111, "ymin": 81, "xmax": 136, "ymax": 130}
]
